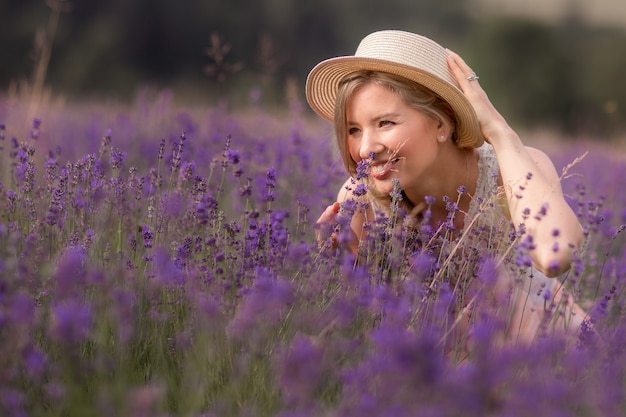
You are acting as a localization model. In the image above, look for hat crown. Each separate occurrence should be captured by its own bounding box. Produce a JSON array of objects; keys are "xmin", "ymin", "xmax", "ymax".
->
[{"xmin": 354, "ymin": 31, "xmax": 458, "ymax": 90}]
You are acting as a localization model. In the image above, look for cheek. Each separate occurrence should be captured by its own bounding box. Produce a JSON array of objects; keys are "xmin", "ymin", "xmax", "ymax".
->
[{"xmin": 347, "ymin": 141, "xmax": 360, "ymax": 162}]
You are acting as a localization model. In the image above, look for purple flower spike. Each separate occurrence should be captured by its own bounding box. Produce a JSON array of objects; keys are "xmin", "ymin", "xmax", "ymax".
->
[
  {"xmin": 30, "ymin": 117, "xmax": 42, "ymax": 140},
  {"xmin": 353, "ymin": 183, "xmax": 369, "ymax": 197},
  {"xmin": 227, "ymin": 273, "xmax": 294, "ymax": 340},
  {"xmin": 355, "ymin": 159, "xmax": 371, "ymax": 181},
  {"xmin": 180, "ymin": 160, "xmax": 196, "ymax": 182},
  {"xmin": 53, "ymin": 247, "xmax": 87, "ymax": 299},
  {"xmin": 275, "ymin": 334, "xmax": 325, "ymax": 406},
  {"xmin": 543, "ymin": 289, "xmax": 552, "ymax": 301},
  {"xmin": 390, "ymin": 178, "xmax": 403, "ymax": 203},
  {"xmin": 49, "ymin": 299, "xmax": 93, "ymax": 344},
  {"xmin": 266, "ymin": 167, "xmax": 277, "ymax": 187},
  {"xmin": 1, "ymin": 388, "xmax": 26, "ymax": 416},
  {"xmin": 153, "ymin": 247, "xmax": 185, "ymax": 285},
  {"xmin": 8, "ymin": 291, "xmax": 35, "ymax": 326},
  {"xmin": 142, "ymin": 225, "xmax": 154, "ymax": 248},
  {"xmin": 264, "ymin": 167, "xmax": 277, "ymax": 202},
  {"xmin": 23, "ymin": 346, "xmax": 47, "ymax": 378},
  {"xmin": 109, "ymin": 147, "xmax": 127, "ymax": 169},
  {"xmin": 225, "ymin": 148, "xmax": 240, "ymax": 165}
]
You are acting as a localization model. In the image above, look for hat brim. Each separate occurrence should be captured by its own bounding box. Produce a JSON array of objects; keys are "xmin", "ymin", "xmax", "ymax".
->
[{"xmin": 305, "ymin": 56, "xmax": 484, "ymax": 149}]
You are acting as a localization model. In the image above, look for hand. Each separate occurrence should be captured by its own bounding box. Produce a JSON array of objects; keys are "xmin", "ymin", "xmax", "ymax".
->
[
  {"xmin": 315, "ymin": 202, "xmax": 360, "ymax": 253},
  {"xmin": 446, "ymin": 49, "xmax": 510, "ymax": 141},
  {"xmin": 315, "ymin": 202, "xmax": 341, "ymax": 248}
]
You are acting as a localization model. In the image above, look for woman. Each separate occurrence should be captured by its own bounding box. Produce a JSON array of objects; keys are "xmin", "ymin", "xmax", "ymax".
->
[{"xmin": 306, "ymin": 30, "xmax": 586, "ymax": 343}]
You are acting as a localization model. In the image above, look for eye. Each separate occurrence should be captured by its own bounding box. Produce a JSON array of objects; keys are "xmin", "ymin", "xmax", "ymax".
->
[
  {"xmin": 379, "ymin": 120, "xmax": 394, "ymax": 128},
  {"xmin": 348, "ymin": 127, "xmax": 361, "ymax": 135}
]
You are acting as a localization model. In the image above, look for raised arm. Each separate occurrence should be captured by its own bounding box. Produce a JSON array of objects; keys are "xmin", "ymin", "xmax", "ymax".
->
[{"xmin": 446, "ymin": 50, "xmax": 583, "ymax": 277}]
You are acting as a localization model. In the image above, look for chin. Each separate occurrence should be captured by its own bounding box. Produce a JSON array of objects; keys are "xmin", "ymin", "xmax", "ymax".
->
[{"xmin": 368, "ymin": 179, "xmax": 396, "ymax": 199}]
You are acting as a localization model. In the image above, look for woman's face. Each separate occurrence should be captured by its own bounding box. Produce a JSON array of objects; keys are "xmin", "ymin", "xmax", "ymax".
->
[{"xmin": 346, "ymin": 82, "xmax": 447, "ymax": 197}]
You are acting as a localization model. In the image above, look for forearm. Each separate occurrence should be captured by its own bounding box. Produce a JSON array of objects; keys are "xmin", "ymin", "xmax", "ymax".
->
[{"xmin": 487, "ymin": 124, "xmax": 583, "ymax": 276}]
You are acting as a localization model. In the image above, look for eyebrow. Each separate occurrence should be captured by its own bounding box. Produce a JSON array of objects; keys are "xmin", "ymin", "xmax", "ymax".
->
[{"xmin": 347, "ymin": 113, "xmax": 401, "ymax": 125}]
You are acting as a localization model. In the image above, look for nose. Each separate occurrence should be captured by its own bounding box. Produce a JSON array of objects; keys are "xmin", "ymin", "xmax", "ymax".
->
[{"xmin": 359, "ymin": 130, "xmax": 385, "ymax": 160}]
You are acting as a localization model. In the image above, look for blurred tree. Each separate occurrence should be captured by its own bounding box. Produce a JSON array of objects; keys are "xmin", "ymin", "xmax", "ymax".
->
[
  {"xmin": 467, "ymin": 19, "xmax": 576, "ymax": 130},
  {"xmin": 1, "ymin": 0, "xmax": 625, "ymax": 137},
  {"xmin": 203, "ymin": 32, "xmax": 244, "ymax": 84}
]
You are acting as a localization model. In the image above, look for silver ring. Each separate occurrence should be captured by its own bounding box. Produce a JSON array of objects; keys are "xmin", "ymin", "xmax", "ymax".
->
[{"xmin": 467, "ymin": 72, "xmax": 480, "ymax": 82}]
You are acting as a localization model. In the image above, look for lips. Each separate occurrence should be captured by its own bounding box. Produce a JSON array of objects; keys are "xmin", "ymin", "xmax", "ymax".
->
[{"xmin": 369, "ymin": 158, "xmax": 400, "ymax": 180}]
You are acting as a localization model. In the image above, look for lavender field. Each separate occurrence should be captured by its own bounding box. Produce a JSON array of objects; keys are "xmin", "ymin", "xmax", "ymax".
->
[{"xmin": 1, "ymin": 91, "xmax": 626, "ymax": 417}]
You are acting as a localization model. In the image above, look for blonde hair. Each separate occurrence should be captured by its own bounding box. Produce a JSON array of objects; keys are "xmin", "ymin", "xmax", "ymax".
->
[{"xmin": 334, "ymin": 71, "xmax": 459, "ymax": 177}]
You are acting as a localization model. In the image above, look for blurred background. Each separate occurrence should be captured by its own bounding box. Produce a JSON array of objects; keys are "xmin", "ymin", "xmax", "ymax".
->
[{"xmin": 1, "ymin": 0, "xmax": 625, "ymax": 139}]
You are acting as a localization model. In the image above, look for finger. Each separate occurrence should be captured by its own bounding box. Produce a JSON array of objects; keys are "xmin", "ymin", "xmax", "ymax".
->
[
  {"xmin": 446, "ymin": 49, "xmax": 480, "ymax": 88},
  {"xmin": 316, "ymin": 202, "xmax": 340, "ymax": 225},
  {"xmin": 446, "ymin": 49, "xmax": 471, "ymax": 73},
  {"xmin": 315, "ymin": 202, "xmax": 341, "ymax": 243}
]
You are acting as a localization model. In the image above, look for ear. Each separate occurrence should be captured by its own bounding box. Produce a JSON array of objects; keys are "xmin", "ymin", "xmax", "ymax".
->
[{"xmin": 436, "ymin": 121, "xmax": 449, "ymax": 143}]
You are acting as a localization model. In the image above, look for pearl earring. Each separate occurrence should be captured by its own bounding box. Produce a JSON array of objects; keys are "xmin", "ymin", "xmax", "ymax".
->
[{"xmin": 438, "ymin": 134, "xmax": 446, "ymax": 142}]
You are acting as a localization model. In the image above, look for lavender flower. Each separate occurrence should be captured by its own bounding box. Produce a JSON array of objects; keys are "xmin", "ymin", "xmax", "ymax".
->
[
  {"xmin": 5, "ymin": 189, "xmax": 17, "ymax": 214},
  {"xmin": 389, "ymin": 178, "xmax": 403, "ymax": 203},
  {"xmin": 52, "ymin": 247, "xmax": 86, "ymax": 299},
  {"xmin": 158, "ymin": 137, "xmax": 166, "ymax": 160},
  {"xmin": 274, "ymin": 334, "xmax": 325, "ymax": 406},
  {"xmin": 30, "ymin": 117, "xmax": 41, "ymax": 140},
  {"xmin": 109, "ymin": 146, "xmax": 127, "ymax": 170},
  {"xmin": 152, "ymin": 246, "xmax": 185, "ymax": 285},
  {"xmin": 23, "ymin": 346, "xmax": 47, "ymax": 378},
  {"xmin": 353, "ymin": 182, "xmax": 369, "ymax": 197},
  {"xmin": 49, "ymin": 299, "xmax": 93, "ymax": 344},
  {"xmin": 227, "ymin": 272, "xmax": 294, "ymax": 341},
  {"xmin": 355, "ymin": 158, "xmax": 371, "ymax": 181},
  {"xmin": 264, "ymin": 167, "xmax": 277, "ymax": 202},
  {"xmin": 179, "ymin": 160, "xmax": 197, "ymax": 187},
  {"xmin": 7, "ymin": 291, "xmax": 35, "ymax": 326},
  {"xmin": 46, "ymin": 171, "xmax": 68, "ymax": 227},
  {"xmin": 141, "ymin": 225, "xmax": 154, "ymax": 248},
  {"xmin": 225, "ymin": 148, "xmax": 240, "ymax": 165},
  {"xmin": 44, "ymin": 154, "xmax": 58, "ymax": 190},
  {"xmin": 0, "ymin": 388, "xmax": 26, "ymax": 416},
  {"xmin": 170, "ymin": 131, "xmax": 187, "ymax": 171},
  {"xmin": 14, "ymin": 142, "xmax": 36, "ymax": 192}
]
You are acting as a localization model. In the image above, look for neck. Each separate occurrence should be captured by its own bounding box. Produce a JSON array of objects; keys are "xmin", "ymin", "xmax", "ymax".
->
[{"xmin": 407, "ymin": 147, "xmax": 477, "ymax": 225}]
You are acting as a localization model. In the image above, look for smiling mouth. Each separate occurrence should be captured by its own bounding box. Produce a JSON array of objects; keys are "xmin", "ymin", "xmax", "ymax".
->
[{"xmin": 370, "ymin": 158, "xmax": 400, "ymax": 179}]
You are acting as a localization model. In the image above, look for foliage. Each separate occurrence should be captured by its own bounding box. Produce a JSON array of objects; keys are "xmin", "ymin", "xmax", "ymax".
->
[{"xmin": 0, "ymin": 95, "xmax": 625, "ymax": 416}]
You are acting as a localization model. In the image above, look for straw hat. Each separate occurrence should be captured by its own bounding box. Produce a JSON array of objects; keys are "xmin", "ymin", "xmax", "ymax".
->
[{"xmin": 305, "ymin": 30, "xmax": 483, "ymax": 148}]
